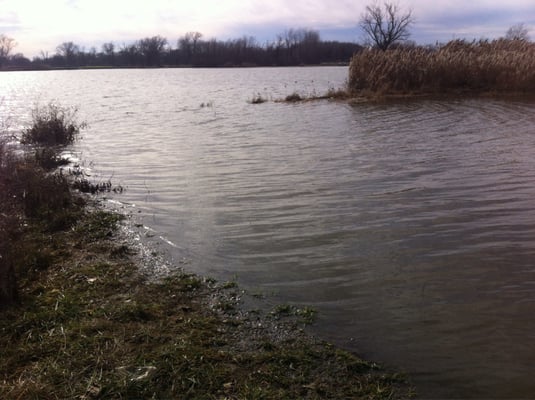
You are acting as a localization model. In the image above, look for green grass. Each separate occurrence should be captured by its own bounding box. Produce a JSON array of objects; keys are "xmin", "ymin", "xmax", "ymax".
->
[
  {"xmin": 0, "ymin": 194, "xmax": 414, "ymax": 399},
  {"xmin": 0, "ymin": 209, "xmax": 415, "ymax": 398}
]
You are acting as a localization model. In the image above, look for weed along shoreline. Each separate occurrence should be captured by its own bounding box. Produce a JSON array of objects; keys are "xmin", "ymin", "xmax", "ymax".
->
[{"xmin": 0, "ymin": 105, "xmax": 414, "ymax": 398}]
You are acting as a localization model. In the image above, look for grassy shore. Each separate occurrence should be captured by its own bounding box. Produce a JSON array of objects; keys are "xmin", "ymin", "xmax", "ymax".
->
[{"xmin": 0, "ymin": 105, "xmax": 414, "ymax": 399}]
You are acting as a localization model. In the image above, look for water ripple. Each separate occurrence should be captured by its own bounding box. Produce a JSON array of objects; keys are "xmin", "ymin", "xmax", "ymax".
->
[{"xmin": 3, "ymin": 68, "xmax": 535, "ymax": 398}]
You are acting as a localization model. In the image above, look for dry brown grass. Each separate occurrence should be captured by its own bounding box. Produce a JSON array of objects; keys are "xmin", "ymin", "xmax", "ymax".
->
[
  {"xmin": 348, "ymin": 39, "xmax": 535, "ymax": 96},
  {"xmin": 0, "ymin": 139, "xmax": 81, "ymax": 308},
  {"xmin": 0, "ymin": 103, "xmax": 86, "ymax": 309},
  {"xmin": 0, "ymin": 139, "xmax": 19, "ymax": 307}
]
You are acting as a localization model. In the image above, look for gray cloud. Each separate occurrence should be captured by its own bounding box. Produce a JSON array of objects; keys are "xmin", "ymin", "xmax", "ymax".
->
[
  {"xmin": 0, "ymin": 11, "xmax": 21, "ymax": 31},
  {"xmin": 4, "ymin": 0, "xmax": 535, "ymax": 57}
]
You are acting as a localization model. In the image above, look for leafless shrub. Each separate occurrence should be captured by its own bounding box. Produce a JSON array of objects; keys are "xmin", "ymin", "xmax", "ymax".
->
[
  {"xmin": 505, "ymin": 23, "xmax": 530, "ymax": 42},
  {"xmin": 21, "ymin": 102, "xmax": 84, "ymax": 146}
]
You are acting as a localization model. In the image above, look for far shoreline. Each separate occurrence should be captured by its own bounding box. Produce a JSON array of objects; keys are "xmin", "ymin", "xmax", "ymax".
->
[{"xmin": 0, "ymin": 62, "xmax": 350, "ymax": 73}]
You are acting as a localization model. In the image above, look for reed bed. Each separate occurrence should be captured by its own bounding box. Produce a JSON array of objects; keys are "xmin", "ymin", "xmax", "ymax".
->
[{"xmin": 349, "ymin": 39, "xmax": 535, "ymax": 96}]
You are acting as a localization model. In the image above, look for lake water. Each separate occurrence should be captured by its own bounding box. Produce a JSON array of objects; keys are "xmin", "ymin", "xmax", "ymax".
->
[{"xmin": 2, "ymin": 67, "xmax": 535, "ymax": 398}]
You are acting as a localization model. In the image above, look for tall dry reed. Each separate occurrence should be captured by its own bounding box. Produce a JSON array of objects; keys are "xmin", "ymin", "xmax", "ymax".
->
[{"xmin": 348, "ymin": 39, "xmax": 535, "ymax": 95}]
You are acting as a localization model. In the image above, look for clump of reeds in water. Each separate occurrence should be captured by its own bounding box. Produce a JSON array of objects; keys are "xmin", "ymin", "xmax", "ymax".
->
[
  {"xmin": 21, "ymin": 102, "xmax": 85, "ymax": 146},
  {"xmin": 249, "ymin": 93, "xmax": 268, "ymax": 104},
  {"xmin": 68, "ymin": 164, "xmax": 124, "ymax": 195},
  {"xmin": 285, "ymin": 92, "xmax": 303, "ymax": 102},
  {"xmin": 72, "ymin": 176, "xmax": 124, "ymax": 194},
  {"xmin": 348, "ymin": 39, "xmax": 535, "ymax": 96}
]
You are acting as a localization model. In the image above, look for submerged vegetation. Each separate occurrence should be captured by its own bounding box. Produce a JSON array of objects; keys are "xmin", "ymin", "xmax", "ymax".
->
[
  {"xmin": 0, "ymin": 104, "xmax": 414, "ymax": 398},
  {"xmin": 349, "ymin": 39, "xmax": 535, "ymax": 97},
  {"xmin": 249, "ymin": 93, "xmax": 269, "ymax": 104}
]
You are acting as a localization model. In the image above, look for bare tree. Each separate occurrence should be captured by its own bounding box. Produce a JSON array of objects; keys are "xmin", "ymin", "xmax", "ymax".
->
[
  {"xmin": 137, "ymin": 35, "xmax": 168, "ymax": 66},
  {"xmin": 360, "ymin": 2, "xmax": 413, "ymax": 50},
  {"xmin": 101, "ymin": 42, "xmax": 115, "ymax": 64},
  {"xmin": 56, "ymin": 41, "xmax": 80, "ymax": 65},
  {"xmin": 39, "ymin": 50, "xmax": 49, "ymax": 62},
  {"xmin": 186, "ymin": 31, "xmax": 203, "ymax": 54},
  {"xmin": 118, "ymin": 43, "xmax": 140, "ymax": 66},
  {"xmin": 178, "ymin": 32, "xmax": 203, "ymax": 63},
  {"xmin": 505, "ymin": 23, "xmax": 530, "ymax": 41},
  {"xmin": 102, "ymin": 42, "xmax": 115, "ymax": 56},
  {"xmin": 0, "ymin": 34, "xmax": 17, "ymax": 65}
]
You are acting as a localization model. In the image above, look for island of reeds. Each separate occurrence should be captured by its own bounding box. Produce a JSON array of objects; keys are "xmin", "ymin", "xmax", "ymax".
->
[
  {"xmin": 273, "ymin": 38, "xmax": 535, "ymax": 104},
  {"xmin": 348, "ymin": 39, "xmax": 535, "ymax": 98},
  {"xmin": 0, "ymin": 105, "xmax": 414, "ymax": 399}
]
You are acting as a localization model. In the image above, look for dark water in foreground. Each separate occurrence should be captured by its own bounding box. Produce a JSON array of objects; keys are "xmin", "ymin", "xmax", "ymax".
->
[{"xmin": 2, "ymin": 67, "xmax": 535, "ymax": 398}]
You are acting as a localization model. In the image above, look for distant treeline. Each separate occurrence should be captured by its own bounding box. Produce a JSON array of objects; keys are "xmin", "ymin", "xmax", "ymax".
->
[{"xmin": 2, "ymin": 29, "xmax": 362, "ymax": 69}]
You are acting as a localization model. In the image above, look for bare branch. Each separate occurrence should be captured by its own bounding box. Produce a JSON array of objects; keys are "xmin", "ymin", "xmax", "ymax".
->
[
  {"xmin": 505, "ymin": 23, "xmax": 530, "ymax": 42},
  {"xmin": 0, "ymin": 35, "xmax": 17, "ymax": 60},
  {"xmin": 360, "ymin": 2, "xmax": 413, "ymax": 50}
]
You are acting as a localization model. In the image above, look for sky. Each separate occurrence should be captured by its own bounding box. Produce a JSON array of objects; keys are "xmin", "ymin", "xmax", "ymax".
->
[{"xmin": 1, "ymin": 0, "xmax": 534, "ymax": 58}]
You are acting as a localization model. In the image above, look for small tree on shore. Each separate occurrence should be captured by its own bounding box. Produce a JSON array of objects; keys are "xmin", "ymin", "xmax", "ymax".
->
[
  {"xmin": 102, "ymin": 42, "xmax": 115, "ymax": 63},
  {"xmin": 360, "ymin": 2, "xmax": 413, "ymax": 50}
]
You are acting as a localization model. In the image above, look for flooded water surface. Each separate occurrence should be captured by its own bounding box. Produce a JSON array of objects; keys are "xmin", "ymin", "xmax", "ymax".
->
[{"xmin": 2, "ymin": 67, "xmax": 535, "ymax": 398}]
